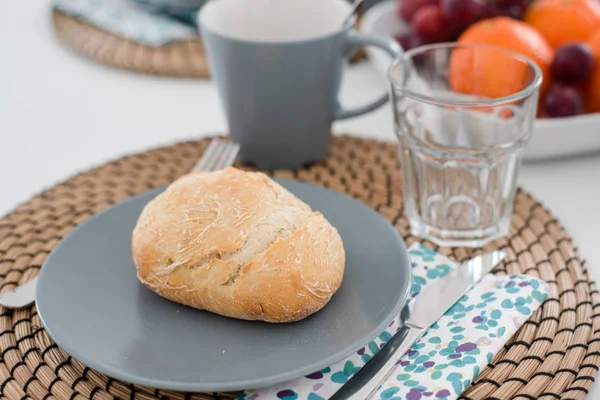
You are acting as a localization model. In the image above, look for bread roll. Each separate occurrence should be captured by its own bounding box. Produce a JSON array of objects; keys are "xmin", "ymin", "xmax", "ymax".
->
[{"xmin": 131, "ymin": 167, "xmax": 345, "ymax": 323}]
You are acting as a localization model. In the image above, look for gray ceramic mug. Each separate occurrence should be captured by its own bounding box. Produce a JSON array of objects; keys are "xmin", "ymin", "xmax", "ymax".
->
[{"xmin": 198, "ymin": 0, "xmax": 402, "ymax": 170}]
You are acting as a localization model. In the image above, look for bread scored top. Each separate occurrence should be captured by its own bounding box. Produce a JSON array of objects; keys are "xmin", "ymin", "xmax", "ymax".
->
[{"xmin": 131, "ymin": 167, "xmax": 345, "ymax": 323}]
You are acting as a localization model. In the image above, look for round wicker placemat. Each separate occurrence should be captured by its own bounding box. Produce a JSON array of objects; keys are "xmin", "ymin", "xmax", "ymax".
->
[
  {"xmin": 51, "ymin": 10, "xmax": 366, "ymax": 79},
  {"xmin": 52, "ymin": 9, "xmax": 210, "ymax": 79},
  {"xmin": 0, "ymin": 135, "xmax": 597, "ymax": 400}
]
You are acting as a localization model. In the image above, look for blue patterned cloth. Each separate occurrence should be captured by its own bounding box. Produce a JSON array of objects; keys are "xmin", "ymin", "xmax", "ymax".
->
[
  {"xmin": 239, "ymin": 243, "xmax": 549, "ymax": 400},
  {"xmin": 53, "ymin": 0, "xmax": 200, "ymax": 47}
]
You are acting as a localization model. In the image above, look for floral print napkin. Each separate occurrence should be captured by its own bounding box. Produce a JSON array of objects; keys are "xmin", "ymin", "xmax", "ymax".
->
[
  {"xmin": 239, "ymin": 243, "xmax": 549, "ymax": 400},
  {"xmin": 52, "ymin": 0, "xmax": 199, "ymax": 47}
]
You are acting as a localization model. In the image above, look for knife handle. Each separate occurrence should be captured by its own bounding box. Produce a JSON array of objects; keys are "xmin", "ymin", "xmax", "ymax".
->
[{"xmin": 330, "ymin": 323, "xmax": 425, "ymax": 400}]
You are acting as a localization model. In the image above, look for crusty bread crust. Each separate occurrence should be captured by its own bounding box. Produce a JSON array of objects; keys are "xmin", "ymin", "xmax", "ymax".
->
[{"xmin": 131, "ymin": 167, "xmax": 345, "ymax": 323}]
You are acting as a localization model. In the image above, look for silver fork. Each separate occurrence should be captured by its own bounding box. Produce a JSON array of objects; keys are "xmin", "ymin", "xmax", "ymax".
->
[{"xmin": 0, "ymin": 138, "xmax": 241, "ymax": 310}]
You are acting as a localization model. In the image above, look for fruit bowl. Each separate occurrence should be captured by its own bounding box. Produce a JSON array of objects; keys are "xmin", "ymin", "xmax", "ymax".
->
[{"xmin": 360, "ymin": 0, "xmax": 600, "ymax": 161}]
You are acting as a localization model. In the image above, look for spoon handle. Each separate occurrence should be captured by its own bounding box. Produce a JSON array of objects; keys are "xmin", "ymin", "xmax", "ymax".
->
[{"xmin": 342, "ymin": 0, "xmax": 365, "ymax": 27}]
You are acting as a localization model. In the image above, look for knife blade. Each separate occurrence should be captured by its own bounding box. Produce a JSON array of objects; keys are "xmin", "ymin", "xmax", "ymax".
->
[{"xmin": 330, "ymin": 250, "xmax": 506, "ymax": 400}]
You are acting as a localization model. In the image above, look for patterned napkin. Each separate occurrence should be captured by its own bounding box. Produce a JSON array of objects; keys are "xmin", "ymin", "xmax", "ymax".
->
[
  {"xmin": 52, "ymin": 0, "xmax": 200, "ymax": 47},
  {"xmin": 239, "ymin": 243, "xmax": 549, "ymax": 400}
]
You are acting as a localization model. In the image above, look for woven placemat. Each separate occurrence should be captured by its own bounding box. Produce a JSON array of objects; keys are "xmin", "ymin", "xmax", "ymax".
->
[
  {"xmin": 51, "ymin": 10, "xmax": 366, "ymax": 79},
  {"xmin": 52, "ymin": 9, "xmax": 210, "ymax": 78},
  {"xmin": 0, "ymin": 135, "xmax": 597, "ymax": 400}
]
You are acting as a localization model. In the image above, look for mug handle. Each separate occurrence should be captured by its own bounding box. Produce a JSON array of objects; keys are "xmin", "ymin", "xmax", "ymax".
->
[{"xmin": 334, "ymin": 31, "xmax": 403, "ymax": 120}]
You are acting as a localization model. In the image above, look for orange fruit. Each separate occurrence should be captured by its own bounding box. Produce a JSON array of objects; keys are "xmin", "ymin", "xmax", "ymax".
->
[
  {"xmin": 584, "ymin": 29, "xmax": 600, "ymax": 112},
  {"xmin": 524, "ymin": 0, "xmax": 600, "ymax": 49},
  {"xmin": 450, "ymin": 17, "xmax": 553, "ymax": 99}
]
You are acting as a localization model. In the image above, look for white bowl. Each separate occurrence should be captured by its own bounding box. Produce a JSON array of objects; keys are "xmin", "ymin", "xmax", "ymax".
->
[{"xmin": 360, "ymin": 0, "xmax": 600, "ymax": 161}]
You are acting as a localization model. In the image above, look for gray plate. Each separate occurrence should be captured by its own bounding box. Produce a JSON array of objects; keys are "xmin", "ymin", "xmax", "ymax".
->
[{"xmin": 36, "ymin": 179, "xmax": 411, "ymax": 392}]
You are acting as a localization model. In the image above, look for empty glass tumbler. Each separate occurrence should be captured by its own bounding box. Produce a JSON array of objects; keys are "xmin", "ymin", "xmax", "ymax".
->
[{"xmin": 388, "ymin": 43, "xmax": 542, "ymax": 247}]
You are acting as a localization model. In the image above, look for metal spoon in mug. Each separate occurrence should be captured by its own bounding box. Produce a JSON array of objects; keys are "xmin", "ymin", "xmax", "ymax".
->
[{"xmin": 342, "ymin": 0, "xmax": 365, "ymax": 27}]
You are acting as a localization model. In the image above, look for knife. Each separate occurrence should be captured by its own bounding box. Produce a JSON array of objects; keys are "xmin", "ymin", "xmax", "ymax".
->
[{"xmin": 330, "ymin": 250, "xmax": 506, "ymax": 400}]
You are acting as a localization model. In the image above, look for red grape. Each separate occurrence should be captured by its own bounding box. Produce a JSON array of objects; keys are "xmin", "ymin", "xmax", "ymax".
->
[
  {"xmin": 396, "ymin": 31, "xmax": 429, "ymax": 50},
  {"xmin": 484, "ymin": 0, "xmax": 527, "ymax": 19},
  {"xmin": 543, "ymin": 84, "xmax": 583, "ymax": 117},
  {"xmin": 440, "ymin": 0, "xmax": 486, "ymax": 27},
  {"xmin": 551, "ymin": 43, "xmax": 595, "ymax": 83},
  {"xmin": 484, "ymin": 3, "xmax": 508, "ymax": 17},
  {"xmin": 411, "ymin": 5, "xmax": 447, "ymax": 42},
  {"xmin": 396, "ymin": 32, "xmax": 414, "ymax": 50},
  {"xmin": 497, "ymin": 0, "xmax": 529, "ymax": 8},
  {"xmin": 507, "ymin": 5, "xmax": 525, "ymax": 19},
  {"xmin": 398, "ymin": 0, "xmax": 439, "ymax": 22},
  {"xmin": 500, "ymin": 0, "xmax": 531, "ymax": 19}
]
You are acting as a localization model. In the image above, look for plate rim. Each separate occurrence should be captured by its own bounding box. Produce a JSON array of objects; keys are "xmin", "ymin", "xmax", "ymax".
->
[{"xmin": 36, "ymin": 178, "xmax": 412, "ymax": 392}]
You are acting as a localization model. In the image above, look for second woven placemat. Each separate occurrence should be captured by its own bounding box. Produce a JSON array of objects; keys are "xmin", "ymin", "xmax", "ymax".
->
[
  {"xmin": 52, "ymin": 9, "xmax": 210, "ymax": 78},
  {"xmin": 0, "ymin": 135, "xmax": 597, "ymax": 399}
]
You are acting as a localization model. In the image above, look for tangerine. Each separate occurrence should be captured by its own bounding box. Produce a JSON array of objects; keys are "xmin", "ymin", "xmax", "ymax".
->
[
  {"xmin": 524, "ymin": 0, "xmax": 600, "ymax": 49},
  {"xmin": 584, "ymin": 29, "xmax": 600, "ymax": 112},
  {"xmin": 450, "ymin": 17, "xmax": 553, "ymax": 99}
]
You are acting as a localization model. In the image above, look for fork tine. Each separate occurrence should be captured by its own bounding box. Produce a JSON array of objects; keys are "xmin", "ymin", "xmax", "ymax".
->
[
  {"xmin": 192, "ymin": 139, "xmax": 240, "ymax": 172},
  {"xmin": 198, "ymin": 139, "xmax": 226, "ymax": 171},
  {"xmin": 205, "ymin": 140, "xmax": 229, "ymax": 171},
  {"xmin": 193, "ymin": 139, "xmax": 220, "ymax": 172},
  {"xmin": 217, "ymin": 142, "xmax": 240, "ymax": 171}
]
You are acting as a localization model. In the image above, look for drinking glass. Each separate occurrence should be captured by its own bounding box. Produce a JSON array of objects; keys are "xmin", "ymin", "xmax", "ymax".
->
[{"xmin": 388, "ymin": 42, "xmax": 542, "ymax": 247}]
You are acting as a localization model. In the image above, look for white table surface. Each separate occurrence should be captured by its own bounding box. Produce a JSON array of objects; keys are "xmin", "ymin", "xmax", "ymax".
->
[{"xmin": 2, "ymin": 0, "xmax": 600, "ymax": 397}]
